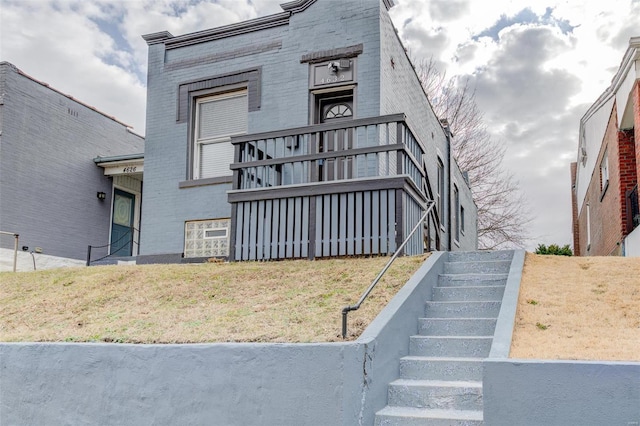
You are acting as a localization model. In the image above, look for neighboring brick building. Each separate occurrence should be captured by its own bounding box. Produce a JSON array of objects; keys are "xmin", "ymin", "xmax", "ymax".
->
[
  {"xmin": 0, "ymin": 62, "xmax": 144, "ymax": 270},
  {"xmin": 571, "ymin": 37, "xmax": 640, "ymax": 256},
  {"xmin": 138, "ymin": 0, "xmax": 477, "ymax": 263}
]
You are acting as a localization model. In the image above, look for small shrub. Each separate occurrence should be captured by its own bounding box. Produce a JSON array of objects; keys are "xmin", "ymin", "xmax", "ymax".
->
[{"xmin": 534, "ymin": 244, "xmax": 573, "ymax": 256}]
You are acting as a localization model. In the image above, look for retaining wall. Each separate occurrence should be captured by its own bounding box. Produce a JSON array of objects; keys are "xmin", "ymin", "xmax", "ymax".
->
[
  {"xmin": 0, "ymin": 253, "xmax": 446, "ymax": 425},
  {"xmin": 484, "ymin": 250, "xmax": 640, "ymax": 425}
]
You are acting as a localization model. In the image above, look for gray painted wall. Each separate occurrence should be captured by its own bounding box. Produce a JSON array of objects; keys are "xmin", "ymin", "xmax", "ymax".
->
[
  {"xmin": 484, "ymin": 250, "xmax": 640, "ymax": 425},
  {"xmin": 0, "ymin": 62, "xmax": 144, "ymax": 260},
  {"xmin": 484, "ymin": 359, "xmax": 640, "ymax": 426},
  {"xmin": 141, "ymin": 0, "xmax": 478, "ymax": 258},
  {"xmin": 0, "ymin": 253, "xmax": 447, "ymax": 425},
  {"xmin": 141, "ymin": 0, "xmax": 384, "ymax": 257}
]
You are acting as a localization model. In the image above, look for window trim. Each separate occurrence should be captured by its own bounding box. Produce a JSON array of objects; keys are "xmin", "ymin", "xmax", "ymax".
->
[
  {"xmin": 185, "ymin": 86, "xmax": 248, "ymax": 182},
  {"xmin": 600, "ymin": 150, "xmax": 609, "ymax": 200},
  {"xmin": 437, "ymin": 157, "xmax": 445, "ymax": 231},
  {"xmin": 453, "ymin": 184, "xmax": 460, "ymax": 243}
]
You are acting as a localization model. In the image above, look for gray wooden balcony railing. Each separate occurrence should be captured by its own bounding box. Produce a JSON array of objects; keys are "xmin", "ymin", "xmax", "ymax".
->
[
  {"xmin": 230, "ymin": 113, "xmax": 424, "ymax": 191},
  {"xmin": 228, "ymin": 114, "xmax": 429, "ymax": 261}
]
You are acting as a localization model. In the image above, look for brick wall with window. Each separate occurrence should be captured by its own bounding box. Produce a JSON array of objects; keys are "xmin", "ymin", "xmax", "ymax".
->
[
  {"xmin": 577, "ymin": 105, "xmax": 624, "ymax": 255},
  {"xmin": 618, "ymin": 128, "xmax": 637, "ymax": 235}
]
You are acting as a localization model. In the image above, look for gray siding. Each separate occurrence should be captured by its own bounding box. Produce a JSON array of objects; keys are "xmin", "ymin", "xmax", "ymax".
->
[{"xmin": 0, "ymin": 63, "xmax": 144, "ymax": 260}]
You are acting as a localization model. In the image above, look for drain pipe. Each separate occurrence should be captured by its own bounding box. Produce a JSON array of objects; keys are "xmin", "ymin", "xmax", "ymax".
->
[{"xmin": 440, "ymin": 118, "xmax": 453, "ymax": 250}]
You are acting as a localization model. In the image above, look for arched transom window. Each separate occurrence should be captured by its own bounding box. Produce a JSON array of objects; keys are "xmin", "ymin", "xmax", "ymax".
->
[{"xmin": 324, "ymin": 103, "xmax": 353, "ymax": 120}]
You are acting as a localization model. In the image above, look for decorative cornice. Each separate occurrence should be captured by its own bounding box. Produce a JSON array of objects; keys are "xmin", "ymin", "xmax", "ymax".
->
[
  {"xmin": 280, "ymin": 0, "xmax": 317, "ymax": 13},
  {"xmin": 164, "ymin": 13, "xmax": 290, "ymax": 50},
  {"xmin": 300, "ymin": 43, "xmax": 364, "ymax": 64},
  {"xmin": 142, "ymin": 31, "xmax": 174, "ymax": 45}
]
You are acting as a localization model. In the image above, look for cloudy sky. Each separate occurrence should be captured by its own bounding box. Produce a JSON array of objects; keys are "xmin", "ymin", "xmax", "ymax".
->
[{"xmin": 2, "ymin": 0, "xmax": 639, "ymax": 250}]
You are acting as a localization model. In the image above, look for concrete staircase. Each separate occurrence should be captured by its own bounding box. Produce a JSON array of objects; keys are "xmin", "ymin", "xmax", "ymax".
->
[{"xmin": 375, "ymin": 251, "xmax": 514, "ymax": 425}]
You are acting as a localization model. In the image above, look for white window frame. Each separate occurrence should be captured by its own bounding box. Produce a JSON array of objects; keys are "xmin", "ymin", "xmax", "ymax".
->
[
  {"xmin": 193, "ymin": 90, "xmax": 247, "ymax": 180},
  {"xmin": 184, "ymin": 218, "xmax": 231, "ymax": 258},
  {"xmin": 600, "ymin": 150, "xmax": 609, "ymax": 194}
]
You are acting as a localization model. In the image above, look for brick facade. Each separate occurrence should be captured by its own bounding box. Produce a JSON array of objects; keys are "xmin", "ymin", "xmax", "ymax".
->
[
  {"xmin": 575, "ymin": 102, "xmax": 639, "ymax": 256},
  {"xmin": 577, "ymin": 107, "xmax": 624, "ymax": 255},
  {"xmin": 618, "ymin": 128, "xmax": 637, "ymax": 235},
  {"xmin": 634, "ymin": 81, "xmax": 640, "ymax": 197},
  {"xmin": 570, "ymin": 162, "xmax": 580, "ymax": 253}
]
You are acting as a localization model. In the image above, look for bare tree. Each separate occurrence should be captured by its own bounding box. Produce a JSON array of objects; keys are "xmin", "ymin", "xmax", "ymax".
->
[{"xmin": 416, "ymin": 58, "xmax": 530, "ymax": 249}]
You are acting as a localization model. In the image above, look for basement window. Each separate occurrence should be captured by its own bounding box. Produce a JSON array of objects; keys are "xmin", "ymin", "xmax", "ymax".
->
[{"xmin": 184, "ymin": 218, "xmax": 230, "ymax": 258}]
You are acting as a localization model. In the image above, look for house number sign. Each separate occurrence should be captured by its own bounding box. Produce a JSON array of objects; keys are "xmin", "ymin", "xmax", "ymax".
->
[{"xmin": 312, "ymin": 60, "xmax": 354, "ymax": 88}]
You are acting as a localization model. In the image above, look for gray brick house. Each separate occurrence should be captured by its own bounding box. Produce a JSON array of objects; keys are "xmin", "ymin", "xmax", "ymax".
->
[
  {"xmin": 0, "ymin": 62, "xmax": 144, "ymax": 269},
  {"xmin": 137, "ymin": 0, "xmax": 477, "ymax": 263}
]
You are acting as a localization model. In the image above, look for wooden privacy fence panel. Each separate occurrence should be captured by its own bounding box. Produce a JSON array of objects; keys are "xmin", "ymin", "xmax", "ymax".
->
[
  {"xmin": 233, "ymin": 189, "xmax": 406, "ymax": 261},
  {"xmin": 314, "ymin": 189, "xmax": 397, "ymax": 258},
  {"xmin": 234, "ymin": 197, "xmax": 309, "ymax": 261}
]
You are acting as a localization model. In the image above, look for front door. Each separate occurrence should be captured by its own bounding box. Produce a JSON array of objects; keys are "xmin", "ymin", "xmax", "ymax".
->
[
  {"xmin": 315, "ymin": 91, "xmax": 354, "ymax": 181},
  {"xmin": 110, "ymin": 189, "xmax": 135, "ymax": 256}
]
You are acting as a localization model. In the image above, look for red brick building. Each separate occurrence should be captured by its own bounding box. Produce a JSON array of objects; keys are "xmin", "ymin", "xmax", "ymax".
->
[{"xmin": 571, "ymin": 37, "xmax": 640, "ymax": 256}]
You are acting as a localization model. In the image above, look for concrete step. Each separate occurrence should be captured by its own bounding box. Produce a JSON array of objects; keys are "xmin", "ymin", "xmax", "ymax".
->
[
  {"xmin": 399, "ymin": 356, "xmax": 483, "ymax": 381},
  {"xmin": 419, "ymin": 318, "xmax": 497, "ymax": 336},
  {"xmin": 425, "ymin": 301, "xmax": 501, "ymax": 318},
  {"xmin": 432, "ymin": 285, "xmax": 505, "ymax": 302},
  {"xmin": 444, "ymin": 260, "xmax": 511, "ymax": 275},
  {"xmin": 388, "ymin": 379, "xmax": 483, "ymax": 411},
  {"xmin": 89, "ymin": 256, "xmax": 137, "ymax": 266},
  {"xmin": 409, "ymin": 336, "xmax": 493, "ymax": 358},
  {"xmin": 375, "ymin": 406, "xmax": 483, "ymax": 426},
  {"xmin": 448, "ymin": 250, "xmax": 513, "ymax": 262},
  {"xmin": 438, "ymin": 273, "xmax": 508, "ymax": 287}
]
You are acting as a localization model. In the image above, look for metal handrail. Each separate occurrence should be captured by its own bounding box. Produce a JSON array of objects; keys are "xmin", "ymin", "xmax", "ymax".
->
[
  {"xmin": 0, "ymin": 231, "xmax": 19, "ymax": 272},
  {"xmin": 341, "ymin": 201, "xmax": 435, "ymax": 338},
  {"xmin": 86, "ymin": 226, "xmax": 140, "ymax": 266}
]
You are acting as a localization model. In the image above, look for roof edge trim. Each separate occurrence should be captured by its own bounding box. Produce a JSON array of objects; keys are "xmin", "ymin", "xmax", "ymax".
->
[
  {"xmin": 280, "ymin": 0, "xmax": 317, "ymax": 13},
  {"xmin": 142, "ymin": 31, "xmax": 174, "ymax": 45},
  {"xmin": 163, "ymin": 13, "xmax": 290, "ymax": 50},
  {"xmin": 580, "ymin": 37, "xmax": 640, "ymax": 126}
]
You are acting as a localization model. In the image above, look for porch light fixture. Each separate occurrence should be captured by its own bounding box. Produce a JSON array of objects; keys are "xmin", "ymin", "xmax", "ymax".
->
[{"xmin": 97, "ymin": 191, "xmax": 106, "ymax": 200}]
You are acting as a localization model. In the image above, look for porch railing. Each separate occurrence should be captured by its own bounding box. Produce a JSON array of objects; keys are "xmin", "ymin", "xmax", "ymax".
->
[
  {"xmin": 230, "ymin": 113, "xmax": 425, "ymax": 191},
  {"xmin": 86, "ymin": 226, "xmax": 139, "ymax": 266},
  {"xmin": 228, "ymin": 114, "xmax": 430, "ymax": 261},
  {"xmin": 341, "ymin": 202, "xmax": 434, "ymax": 338}
]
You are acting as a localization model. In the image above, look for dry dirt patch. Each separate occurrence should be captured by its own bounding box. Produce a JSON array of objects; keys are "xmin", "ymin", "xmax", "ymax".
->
[
  {"xmin": 0, "ymin": 255, "xmax": 426, "ymax": 343},
  {"xmin": 510, "ymin": 253, "xmax": 640, "ymax": 361}
]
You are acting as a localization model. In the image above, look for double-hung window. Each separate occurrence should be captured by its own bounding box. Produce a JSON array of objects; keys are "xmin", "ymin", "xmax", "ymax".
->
[{"xmin": 193, "ymin": 90, "xmax": 248, "ymax": 180}]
